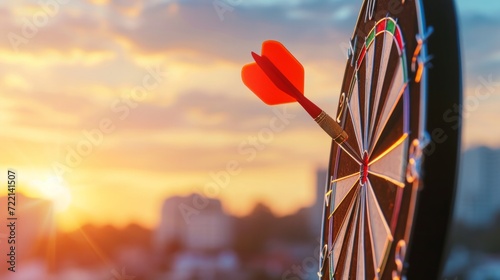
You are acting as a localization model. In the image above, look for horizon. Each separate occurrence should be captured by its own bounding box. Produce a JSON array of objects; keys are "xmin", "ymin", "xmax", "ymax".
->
[{"xmin": 7, "ymin": 144, "xmax": 499, "ymax": 233}]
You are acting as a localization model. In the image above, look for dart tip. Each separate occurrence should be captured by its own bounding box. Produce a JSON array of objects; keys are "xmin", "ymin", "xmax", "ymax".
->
[{"xmin": 335, "ymin": 131, "xmax": 349, "ymax": 145}]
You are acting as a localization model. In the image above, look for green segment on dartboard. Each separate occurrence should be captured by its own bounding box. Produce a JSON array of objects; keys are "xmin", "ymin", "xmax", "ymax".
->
[
  {"xmin": 367, "ymin": 29, "xmax": 375, "ymax": 47},
  {"xmin": 402, "ymin": 51, "xmax": 409, "ymax": 82},
  {"xmin": 387, "ymin": 19, "xmax": 396, "ymax": 34}
]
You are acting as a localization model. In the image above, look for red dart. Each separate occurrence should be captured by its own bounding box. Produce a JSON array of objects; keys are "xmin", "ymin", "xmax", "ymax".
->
[{"xmin": 241, "ymin": 40, "xmax": 348, "ymax": 145}]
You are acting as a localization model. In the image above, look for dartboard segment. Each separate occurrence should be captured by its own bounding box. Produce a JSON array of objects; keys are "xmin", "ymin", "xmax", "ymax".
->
[{"xmin": 348, "ymin": 79, "xmax": 364, "ymax": 155}]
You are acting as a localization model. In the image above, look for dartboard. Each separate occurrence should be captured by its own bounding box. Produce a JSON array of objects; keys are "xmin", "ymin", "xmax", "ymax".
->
[{"xmin": 318, "ymin": 0, "xmax": 461, "ymax": 279}]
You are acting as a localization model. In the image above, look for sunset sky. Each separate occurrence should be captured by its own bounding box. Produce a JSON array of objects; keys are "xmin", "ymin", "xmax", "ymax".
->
[{"xmin": 0, "ymin": 0, "xmax": 499, "ymax": 232}]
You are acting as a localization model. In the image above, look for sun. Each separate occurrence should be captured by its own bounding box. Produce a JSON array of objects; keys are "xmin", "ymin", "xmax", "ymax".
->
[{"xmin": 30, "ymin": 175, "xmax": 72, "ymax": 213}]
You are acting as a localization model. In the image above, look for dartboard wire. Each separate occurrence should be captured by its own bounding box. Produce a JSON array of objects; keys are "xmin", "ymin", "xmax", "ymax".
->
[
  {"xmin": 318, "ymin": 244, "xmax": 328, "ymax": 279},
  {"xmin": 368, "ymin": 30, "xmax": 395, "ymax": 147},
  {"xmin": 339, "ymin": 141, "xmax": 362, "ymax": 164},
  {"xmin": 340, "ymin": 192, "xmax": 361, "ymax": 278},
  {"xmin": 330, "ymin": 172, "xmax": 360, "ymax": 184},
  {"xmin": 325, "ymin": 189, "xmax": 332, "ymax": 207},
  {"xmin": 328, "ymin": 175, "xmax": 360, "ymax": 219},
  {"xmin": 368, "ymin": 133, "xmax": 408, "ymax": 167},
  {"xmin": 347, "ymin": 104, "xmax": 364, "ymax": 160},
  {"xmin": 390, "ymin": 186, "xmax": 404, "ymax": 234},
  {"xmin": 368, "ymin": 170, "xmax": 405, "ymax": 188},
  {"xmin": 357, "ymin": 181, "xmax": 366, "ymax": 279},
  {"xmin": 404, "ymin": 179, "xmax": 420, "ymax": 243},
  {"xmin": 368, "ymin": 134, "xmax": 408, "ymax": 189},
  {"xmin": 364, "ymin": 35, "xmax": 376, "ymax": 150},
  {"xmin": 403, "ymin": 76, "xmax": 410, "ymax": 135},
  {"xmin": 366, "ymin": 179, "xmax": 394, "ymax": 278},
  {"xmin": 366, "ymin": 179, "xmax": 379, "ymax": 279},
  {"xmin": 328, "ymin": 212, "xmax": 334, "ymax": 277},
  {"xmin": 368, "ymin": 74, "xmax": 407, "ymax": 156},
  {"xmin": 347, "ymin": 77, "xmax": 364, "ymax": 157},
  {"xmin": 329, "ymin": 184, "xmax": 360, "ymax": 275}
]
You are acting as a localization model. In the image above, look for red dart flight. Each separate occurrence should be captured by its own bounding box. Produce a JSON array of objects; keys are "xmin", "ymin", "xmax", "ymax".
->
[{"xmin": 241, "ymin": 40, "xmax": 348, "ymax": 145}]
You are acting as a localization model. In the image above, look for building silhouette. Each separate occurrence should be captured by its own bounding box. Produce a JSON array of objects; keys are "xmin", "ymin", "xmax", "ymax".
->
[
  {"xmin": 309, "ymin": 168, "xmax": 328, "ymax": 236},
  {"xmin": 155, "ymin": 194, "xmax": 233, "ymax": 253},
  {"xmin": 154, "ymin": 194, "xmax": 239, "ymax": 279},
  {"xmin": 454, "ymin": 146, "xmax": 500, "ymax": 226}
]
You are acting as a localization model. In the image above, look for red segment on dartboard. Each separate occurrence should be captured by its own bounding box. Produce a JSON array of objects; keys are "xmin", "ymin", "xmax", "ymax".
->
[
  {"xmin": 357, "ymin": 46, "xmax": 367, "ymax": 69},
  {"xmin": 395, "ymin": 28, "xmax": 404, "ymax": 51},
  {"xmin": 241, "ymin": 40, "xmax": 304, "ymax": 105},
  {"xmin": 376, "ymin": 19, "xmax": 386, "ymax": 34}
]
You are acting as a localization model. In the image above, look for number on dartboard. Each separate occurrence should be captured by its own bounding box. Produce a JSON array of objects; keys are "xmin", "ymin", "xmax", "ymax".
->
[
  {"xmin": 365, "ymin": 0, "xmax": 376, "ymax": 21},
  {"xmin": 336, "ymin": 92, "xmax": 346, "ymax": 123},
  {"xmin": 392, "ymin": 240, "xmax": 407, "ymax": 280}
]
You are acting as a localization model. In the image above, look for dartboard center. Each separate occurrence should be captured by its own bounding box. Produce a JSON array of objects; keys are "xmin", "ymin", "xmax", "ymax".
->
[{"xmin": 361, "ymin": 151, "xmax": 369, "ymax": 184}]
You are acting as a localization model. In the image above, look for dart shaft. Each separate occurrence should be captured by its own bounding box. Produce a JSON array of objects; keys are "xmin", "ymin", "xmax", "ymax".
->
[
  {"xmin": 293, "ymin": 94, "xmax": 347, "ymax": 144},
  {"xmin": 273, "ymin": 74, "xmax": 348, "ymax": 144}
]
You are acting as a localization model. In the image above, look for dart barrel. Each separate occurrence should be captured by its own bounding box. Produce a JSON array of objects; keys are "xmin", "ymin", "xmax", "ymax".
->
[{"xmin": 314, "ymin": 111, "xmax": 348, "ymax": 144}]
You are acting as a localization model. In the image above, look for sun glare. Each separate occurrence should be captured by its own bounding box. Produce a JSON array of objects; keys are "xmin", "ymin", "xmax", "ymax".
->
[{"xmin": 31, "ymin": 176, "xmax": 72, "ymax": 213}]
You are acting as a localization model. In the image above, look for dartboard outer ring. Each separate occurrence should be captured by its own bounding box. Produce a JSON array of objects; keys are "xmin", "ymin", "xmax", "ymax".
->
[{"xmin": 318, "ymin": 0, "xmax": 461, "ymax": 279}]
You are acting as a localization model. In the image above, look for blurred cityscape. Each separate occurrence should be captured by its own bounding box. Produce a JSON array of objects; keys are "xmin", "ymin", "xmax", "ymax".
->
[
  {"xmin": 443, "ymin": 146, "xmax": 500, "ymax": 279},
  {"xmin": 0, "ymin": 146, "xmax": 499, "ymax": 280},
  {"xmin": 0, "ymin": 170, "xmax": 327, "ymax": 280}
]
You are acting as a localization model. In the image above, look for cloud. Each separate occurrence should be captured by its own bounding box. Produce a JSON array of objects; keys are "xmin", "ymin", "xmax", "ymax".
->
[
  {"xmin": 0, "ymin": 0, "xmax": 356, "ymax": 62},
  {"xmin": 4, "ymin": 0, "xmax": 496, "ymax": 144},
  {"xmin": 78, "ymin": 90, "xmax": 313, "ymax": 134},
  {"xmin": 111, "ymin": 0, "xmax": 356, "ymax": 62},
  {"xmin": 459, "ymin": 14, "xmax": 500, "ymax": 80},
  {"xmin": 5, "ymin": 93, "xmax": 119, "ymax": 143}
]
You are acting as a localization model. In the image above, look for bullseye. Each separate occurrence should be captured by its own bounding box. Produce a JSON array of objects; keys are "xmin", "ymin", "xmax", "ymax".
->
[{"xmin": 361, "ymin": 151, "xmax": 369, "ymax": 184}]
